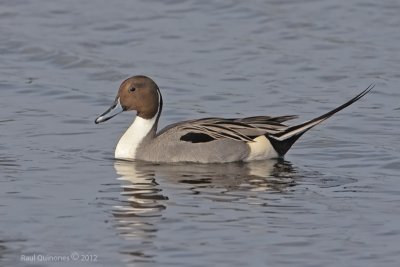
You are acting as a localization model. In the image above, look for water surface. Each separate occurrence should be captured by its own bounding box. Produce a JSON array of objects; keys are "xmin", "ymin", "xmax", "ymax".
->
[{"xmin": 1, "ymin": 0, "xmax": 400, "ymax": 266}]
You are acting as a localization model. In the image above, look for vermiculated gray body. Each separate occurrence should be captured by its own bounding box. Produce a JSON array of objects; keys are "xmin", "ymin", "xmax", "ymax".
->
[{"xmin": 136, "ymin": 126, "xmax": 250, "ymax": 163}]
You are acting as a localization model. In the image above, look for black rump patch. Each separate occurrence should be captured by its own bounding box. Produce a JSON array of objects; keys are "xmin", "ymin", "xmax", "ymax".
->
[{"xmin": 180, "ymin": 132, "xmax": 215, "ymax": 143}]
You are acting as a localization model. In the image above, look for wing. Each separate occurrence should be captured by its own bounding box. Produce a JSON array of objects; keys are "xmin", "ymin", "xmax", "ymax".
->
[{"xmin": 157, "ymin": 115, "xmax": 298, "ymax": 143}]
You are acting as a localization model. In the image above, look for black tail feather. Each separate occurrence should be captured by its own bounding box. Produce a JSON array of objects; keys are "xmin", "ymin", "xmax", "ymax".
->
[
  {"xmin": 266, "ymin": 85, "xmax": 374, "ymax": 157},
  {"xmin": 266, "ymin": 132, "xmax": 305, "ymax": 157}
]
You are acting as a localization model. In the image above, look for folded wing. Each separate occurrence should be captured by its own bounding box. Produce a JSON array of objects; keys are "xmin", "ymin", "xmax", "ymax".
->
[{"xmin": 158, "ymin": 115, "xmax": 298, "ymax": 143}]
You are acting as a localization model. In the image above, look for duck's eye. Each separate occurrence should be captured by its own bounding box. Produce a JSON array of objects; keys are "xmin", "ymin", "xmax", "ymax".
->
[{"xmin": 129, "ymin": 87, "xmax": 136, "ymax": 93}]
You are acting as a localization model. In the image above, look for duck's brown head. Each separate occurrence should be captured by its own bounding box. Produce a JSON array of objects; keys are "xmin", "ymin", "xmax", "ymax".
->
[{"xmin": 95, "ymin": 75, "xmax": 162, "ymax": 124}]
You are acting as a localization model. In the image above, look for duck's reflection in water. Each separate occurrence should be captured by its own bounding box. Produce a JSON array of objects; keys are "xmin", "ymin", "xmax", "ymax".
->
[
  {"xmin": 112, "ymin": 159, "xmax": 297, "ymax": 263},
  {"xmin": 112, "ymin": 159, "xmax": 296, "ymax": 235},
  {"xmin": 112, "ymin": 161, "xmax": 166, "ymax": 245}
]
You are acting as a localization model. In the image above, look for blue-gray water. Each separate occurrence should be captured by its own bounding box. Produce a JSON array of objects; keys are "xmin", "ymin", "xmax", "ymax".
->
[{"xmin": 1, "ymin": 0, "xmax": 400, "ymax": 266}]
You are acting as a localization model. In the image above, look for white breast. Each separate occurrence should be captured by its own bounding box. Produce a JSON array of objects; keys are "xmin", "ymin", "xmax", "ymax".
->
[{"xmin": 115, "ymin": 116, "xmax": 157, "ymax": 160}]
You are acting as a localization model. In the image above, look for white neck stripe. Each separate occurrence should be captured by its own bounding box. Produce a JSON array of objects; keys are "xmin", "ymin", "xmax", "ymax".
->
[{"xmin": 114, "ymin": 93, "xmax": 160, "ymax": 160}]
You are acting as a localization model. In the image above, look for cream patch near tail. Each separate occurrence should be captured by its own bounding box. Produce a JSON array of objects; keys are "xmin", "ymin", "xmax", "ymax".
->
[{"xmin": 245, "ymin": 135, "xmax": 278, "ymax": 161}]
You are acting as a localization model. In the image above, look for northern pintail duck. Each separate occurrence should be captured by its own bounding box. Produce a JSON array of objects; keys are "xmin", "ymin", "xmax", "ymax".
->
[{"xmin": 95, "ymin": 75, "xmax": 373, "ymax": 163}]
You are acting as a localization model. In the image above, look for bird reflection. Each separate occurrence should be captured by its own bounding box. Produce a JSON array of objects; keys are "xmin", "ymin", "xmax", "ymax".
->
[
  {"xmin": 112, "ymin": 159, "xmax": 296, "ymax": 220},
  {"xmin": 112, "ymin": 159, "xmax": 297, "ymax": 262}
]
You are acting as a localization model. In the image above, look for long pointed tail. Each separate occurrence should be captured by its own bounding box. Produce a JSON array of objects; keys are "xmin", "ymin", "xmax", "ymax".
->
[{"xmin": 266, "ymin": 85, "xmax": 374, "ymax": 157}]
